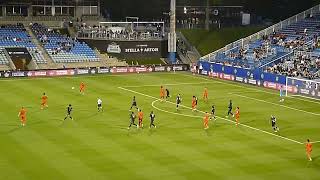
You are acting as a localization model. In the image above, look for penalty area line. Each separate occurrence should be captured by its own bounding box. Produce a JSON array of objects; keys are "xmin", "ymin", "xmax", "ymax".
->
[
  {"xmin": 118, "ymin": 86, "xmax": 303, "ymax": 145},
  {"xmin": 230, "ymin": 93, "xmax": 320, "ymax": 116}
]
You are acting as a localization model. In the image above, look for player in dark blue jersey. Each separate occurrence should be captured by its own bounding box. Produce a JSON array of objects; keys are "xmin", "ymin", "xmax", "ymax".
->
[
  {"xmin": 271, "ymin": 115, "xmax": 279, "ymax": 132},
  {"xmin": 64, "ymin": 104, "xmax": 73, "ymax": 121},
  {"xmin": 149, "ymin": 111, "xmax": 156, "ymax": 128},
  {"xmin": 226, "ymin": 100, "xmax": 234, "ymax": 118},
  {"xmin": 166, "ymin": 88, "xmax": 170, "ymax": 99},
  {"xmin": 176, "ymin": 94, "xmax": 182, "ymax": 111},
  {"xmin": 129, "ymin": 96, "xmax": 138, "ymax": 111},
  {"xmin": 210, "ymin": 105, "xmax": 216, "ymax": 120},
  {"xmin": 128, "ymin": 111, "xmax": 138, "ymax": 129}
]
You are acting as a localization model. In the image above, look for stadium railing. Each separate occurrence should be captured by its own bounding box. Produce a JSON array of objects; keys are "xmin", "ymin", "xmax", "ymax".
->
[{"xmin": 201, "ymin": 4, "xmax": 320, "ymax": 62}]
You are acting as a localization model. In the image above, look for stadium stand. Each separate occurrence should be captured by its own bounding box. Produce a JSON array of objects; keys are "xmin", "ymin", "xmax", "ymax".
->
[
  {"xmin": 0, "ymin": 24, "xmax": 47, "ymax": 64},
  {"xmin": 76, "ymin": 22, "xmax": 165, "ymax": 41},
  {"xmin": 202, "ymin": 8, "xmax": 320, "ymax": 80},
  {"xmin": 31, "ymin": 23, "xmax": 99, "ymax": 63},
  {"xmin": 0, "ymin": 48, "xmax": 9, "ymax": 65}
]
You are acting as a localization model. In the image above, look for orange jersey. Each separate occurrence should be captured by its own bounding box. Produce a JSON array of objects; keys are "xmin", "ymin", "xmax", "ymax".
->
[
  {"xmin": 160, "ymin": 88, "xmax": 165, "ymax": 96},
  {"xmin": 19, "ymin": 108, "xmax": 27, "ymax": 117},
  {"xmin": 138, "ymin": 112, "xmax": 144, "ymax": 120},
  {"xmin": 80, "ymin": 83, "xmax": 85, "ymax": 89},
  {"xmin": 192, "ymin": 99, "xmax": 196, "ymax": 107},
  {"xmin": 306, "ymin": 143, "xmax": 312, "ymax": 152},
  {"xmin": 203, "ymin": 114, "xmax": 209, "ymax": 122},
  {"xmin": 204, "ymin": 88, "xmax": 208, "ymax": 96},
  {"xmin": 41, "ymin": 95, "xmax": 48, "ymax": 102},
  {"xmin": 235, "ymin": 110, "xmax": 240, "ymax": 119}
]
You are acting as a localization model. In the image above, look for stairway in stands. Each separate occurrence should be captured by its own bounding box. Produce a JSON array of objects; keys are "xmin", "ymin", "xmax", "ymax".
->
[{"xmin": 24, "ymin": 24, "xmax": 57, "ymax": 69}]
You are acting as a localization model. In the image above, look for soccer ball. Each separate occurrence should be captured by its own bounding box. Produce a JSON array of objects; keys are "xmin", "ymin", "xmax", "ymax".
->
[{"xmin": 72, "ymin": 87, "xmax": 75, "ymax": 90}]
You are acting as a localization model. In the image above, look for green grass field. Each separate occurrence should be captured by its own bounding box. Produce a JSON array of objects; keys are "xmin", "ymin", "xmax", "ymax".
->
[{"xmin": 0, "ymin": 72, "xmax": 319, "ymax": 180}]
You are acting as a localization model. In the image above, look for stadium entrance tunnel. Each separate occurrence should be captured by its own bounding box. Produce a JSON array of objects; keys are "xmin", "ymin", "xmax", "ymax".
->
[{"xmin": 5, "ymin": 48, "xmax": 32, "ymax": 70}]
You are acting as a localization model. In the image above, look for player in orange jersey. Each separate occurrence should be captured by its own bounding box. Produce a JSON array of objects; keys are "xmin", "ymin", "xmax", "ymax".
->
[
  {"xmin": 203, "ymin": 112, "xmax": 210, "ymax": 129},
  {"xmin": 306, "ymin": 139, "xmax": 313, "ymax": 161},
  {"xmin": 160, "ymin": 86, "xmax": 165, "ymax": 101},
  {"xmin": 138, "ymin": 109, "xmax": 144, "ymax": 128},
  {"xmin": 41, "ymin": 93, "xmax": 48, "ymax": 109},
  {"xmin": 203, "ymin": 87, "xmax": 208, "ymax": 102},
  {"xmin": 192, "ymin": 96, "xmax": 197, "ymax": 112},
  {"xmin": 80, "ymin": 82, "xmax": 86, "ymax": 95},
  {"xmin": 235, "ymin": 107, "xmax": 240, "ymax": 126},
  {"xmin": 18, "ymin": 107, "xmax": 27, "ymax": 126}
]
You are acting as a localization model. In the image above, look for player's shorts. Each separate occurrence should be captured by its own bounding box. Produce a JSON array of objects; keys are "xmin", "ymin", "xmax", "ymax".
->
[
  {"xmin": 98, "ymin": 104, "xmax": 102, "ymax": 108},
  {"xmin": 20, "ymin": 116, "xmax": 26, "ymax": 121},
  {"xmin": 132, "ymin": 102, "xmax": 137, "ymax": 106}
]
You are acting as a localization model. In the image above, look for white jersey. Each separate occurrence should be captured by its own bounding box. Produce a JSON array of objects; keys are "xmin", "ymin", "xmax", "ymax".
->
[{"xmin": 97, "ymin": 99, "xmax": 102, "ymax": 105}]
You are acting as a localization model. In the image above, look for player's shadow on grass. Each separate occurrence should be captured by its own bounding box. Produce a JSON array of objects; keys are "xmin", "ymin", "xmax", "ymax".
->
[
  {"xmin": 204, "ymin": 129, "xmax": 212, "ymax": 137},
  {"xmin": 1, "ymin": 120, "xmax": 45, "ymax": 134},
  {"xmin": 148, "ymin": 128, "xmax": 157, "ymax": 136},
  {"xmin": 126, "ymin": 129, "xmax": 140, "ymax": 136}
]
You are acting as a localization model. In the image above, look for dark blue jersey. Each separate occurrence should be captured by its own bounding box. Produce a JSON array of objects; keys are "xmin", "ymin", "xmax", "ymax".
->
[
  {"xmin": 176, "ymin": 96, "xmax": 181, "ymax": 104},
  {"xmin": 150, "ymin": 113, "xmax": 155, "ymax": 121},
  {"xmin": 67, "ymin": 106, "xmax": 72, "ymax": 114}
]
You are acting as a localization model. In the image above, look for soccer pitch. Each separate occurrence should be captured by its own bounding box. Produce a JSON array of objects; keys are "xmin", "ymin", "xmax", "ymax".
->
[{"xmin": 0, "ymin": 72, "xmax": 319, "ymax": 180}]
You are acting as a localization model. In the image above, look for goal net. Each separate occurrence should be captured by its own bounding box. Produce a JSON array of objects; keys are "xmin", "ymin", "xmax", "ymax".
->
[{"xmin": 286, "ymin": 76, "xmax": 320, "ymax": 99}]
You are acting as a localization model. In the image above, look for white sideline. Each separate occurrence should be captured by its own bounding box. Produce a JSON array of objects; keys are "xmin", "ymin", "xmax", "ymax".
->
[
  {"xmin": 231, "ymin": 93, "xmax": 320, "ymax": 116},
  {"xmin": 118, "ymin": 86, "xmax": 303, "ymax": 145}
]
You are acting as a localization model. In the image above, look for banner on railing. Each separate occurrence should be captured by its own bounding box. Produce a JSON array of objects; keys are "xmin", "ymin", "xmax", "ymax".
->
[
  {"xmin": 198, "ymin": 61, "xmax": 298, "ymax": 94},
  {"xmin": 0, "ymin": 64, "xmax": 189, "ymax": 78}
]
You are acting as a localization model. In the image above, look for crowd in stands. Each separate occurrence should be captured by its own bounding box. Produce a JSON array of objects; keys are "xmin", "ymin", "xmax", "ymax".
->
[
  {"xmin": 31, "ymin": 23, "xmax": 99, "ymax": 63},
  {"xmin": 76, "ymin": 23, "xmax": 164, "ymax": 40},
  {"xmin": 266, "ymin": 53, "xmax": 320, "ymax": 80},
  {"xmin": 0, "ymin": 23, "xmax": 46, "ymax": 64}
]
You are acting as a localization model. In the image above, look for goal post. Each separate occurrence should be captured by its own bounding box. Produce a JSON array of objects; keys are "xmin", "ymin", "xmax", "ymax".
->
[{"xmin": 286, "ymin": 76, "xmax": 320, "ymax": 99}]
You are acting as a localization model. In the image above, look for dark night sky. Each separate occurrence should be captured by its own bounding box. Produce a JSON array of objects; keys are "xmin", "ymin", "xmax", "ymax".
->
[{"xmin": 102, "ymin": 0, "xmax": 320, "ymax": 21}]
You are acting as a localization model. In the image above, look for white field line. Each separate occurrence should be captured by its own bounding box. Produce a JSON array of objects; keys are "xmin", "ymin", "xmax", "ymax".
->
[
  {"xmin": 231, "ymin": 93, "xmax": 320, "ymax": 116},
  {"xmin": 179, "ymin": 73, "xmax": 320, "ymax": 105},
  {"xmin": 290, "ymin": 95, "xmax": 320, "ymax": 104},
  {"xmin": 122, "ymin": 82, "xmax": 215, "ymax": 88},
  {"xmin": 151, "ymin": 99, "xmax": 203, "ymax": 118},
  {"xmin": 311, "ymin": 141, "xmax": 320, "ymax": 144},
  {"xmin": 118, "ymin": 86, "xmax": 303, "ymax": 145}
]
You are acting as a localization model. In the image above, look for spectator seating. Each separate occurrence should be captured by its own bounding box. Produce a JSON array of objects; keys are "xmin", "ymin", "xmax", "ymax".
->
[
  {"xmin": 0, "ymin": 24, "xmax": 47, "ymax": 64},
  {"xmin": 0, "ymin": 49, "xmax": 9, "ymax": 65},
  {"xmin": 31, "ymin": 23, "xmax": 99, "ymax": 63},
  {"xmin": 211, "ymin": 14, "xmax": 320, "ymax": 69}
]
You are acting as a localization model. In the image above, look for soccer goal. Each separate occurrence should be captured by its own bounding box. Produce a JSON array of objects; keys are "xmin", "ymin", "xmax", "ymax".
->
[{"xmin": 286, "ymin": 76, "xmax": 320, "ymax": 99}]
